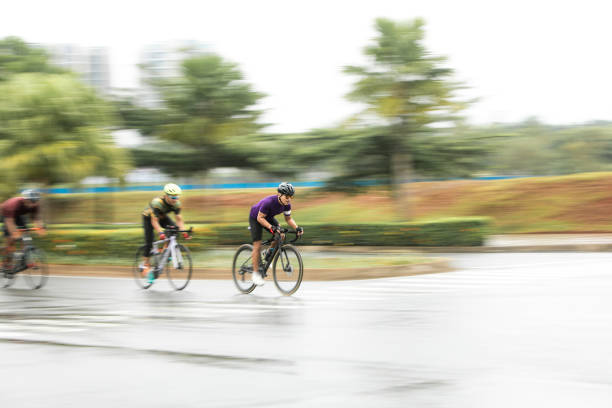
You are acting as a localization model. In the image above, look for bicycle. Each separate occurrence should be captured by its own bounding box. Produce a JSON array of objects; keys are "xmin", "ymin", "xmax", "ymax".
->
[
  {"xmin": 1, "ymin": 228, "xmax": 49, "ymax": 289},
  {"xmin": 232, "ymin": 227, "xmax": 303, "ymax": 296},
  {"xmin": 132, "ymin": 227, "xmax": 193, "ymax": 291}
]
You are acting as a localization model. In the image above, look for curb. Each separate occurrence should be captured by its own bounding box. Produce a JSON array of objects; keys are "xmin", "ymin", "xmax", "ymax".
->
[
  {"xmin": 248, "ymin": 244, "xmax": 612, "ymax": 253},
  {"xmin": 47, "ymin": 259, "xmax": 452, "ymax": 281}
]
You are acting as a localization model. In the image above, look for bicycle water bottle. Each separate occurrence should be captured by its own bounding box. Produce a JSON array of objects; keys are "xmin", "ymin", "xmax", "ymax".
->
[{"xmin": 265, "ymin": 247, "xmax": 275, "ymax": 262}]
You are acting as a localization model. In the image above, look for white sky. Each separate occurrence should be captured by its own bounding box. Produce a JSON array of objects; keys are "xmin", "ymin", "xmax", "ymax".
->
[{"xmin": 3, "ymin": 0, "xmax": 612, "ymax": 133}]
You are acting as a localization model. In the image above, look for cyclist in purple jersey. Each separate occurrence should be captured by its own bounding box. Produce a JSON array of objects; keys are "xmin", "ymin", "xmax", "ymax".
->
[{"xmin": 248, "ymin": 182, "xmax": 303, "ymax": 286}]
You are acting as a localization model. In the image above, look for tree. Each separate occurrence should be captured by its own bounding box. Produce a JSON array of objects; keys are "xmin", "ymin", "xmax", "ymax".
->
[
  {"xmin": 112, "ymin": 94, "xmax": 164, "ymax": 136},
  {"xmin": 138, "ymin": 54, "xmax": 265, "ymax": 175},
  {"xmin": 0, "ymin": 73, "xmax": 130, "ymax": 186},
  {"xmin": 0, "ymin": 37, "xmax": 65, "ymax": 81},
  {"xmin": 342, "ymin": 18, "xmax": 468, "ymax": 218}
]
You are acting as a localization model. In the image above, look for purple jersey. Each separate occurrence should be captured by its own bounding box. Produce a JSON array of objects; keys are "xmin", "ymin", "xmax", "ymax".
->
[{"xmin": 249, "ymin": 195, "xmax": 291, "ymax": 221}]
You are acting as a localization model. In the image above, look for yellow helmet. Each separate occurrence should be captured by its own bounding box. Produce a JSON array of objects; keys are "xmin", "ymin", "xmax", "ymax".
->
[{"xmin": 163, "ymin": 183, "xmax": 182, "ymax": 196}]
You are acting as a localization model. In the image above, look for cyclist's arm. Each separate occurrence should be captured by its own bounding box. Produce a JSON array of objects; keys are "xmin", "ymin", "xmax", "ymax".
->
[
  {"xmin": 257, "ymin": 211, "xmax": 275, "ymax": 230},
  {"xmin": 4, "ymin": 217, "xmax": 19, "ymax": 239},
  {"xmin": 285, "ymin": 215, "xmax": 298, "ymax": 230},
  {"xmin": 150, "ymin": 215, "xmax": 163, "ymax": 235},
  {"xmin": 175, "ymin": 213, "xmax": 186, "ymax": 230}
]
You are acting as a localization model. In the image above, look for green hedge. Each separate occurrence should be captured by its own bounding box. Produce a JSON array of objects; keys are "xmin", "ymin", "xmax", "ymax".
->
[
  {"xmin": 211, "ymin": 217, "xmax": 491, "ymax": 246},
  {"xmin": 38, "ymin": 217, "xmax": 490, "ymax": 260}
]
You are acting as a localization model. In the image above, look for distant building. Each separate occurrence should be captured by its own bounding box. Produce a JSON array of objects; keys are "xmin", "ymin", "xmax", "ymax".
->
[
  {"xmin": 42, "ymin": 44, "xmax": 111, "ymax": 94},
  {"xmin": 138, "ymin": 40, "xmax": 210, "ymax": 107}
]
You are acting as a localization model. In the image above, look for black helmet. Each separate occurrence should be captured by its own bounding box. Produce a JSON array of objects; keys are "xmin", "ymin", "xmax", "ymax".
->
[
  {"xmin": 22, "ymin": 189, "xmax": 41, "ymax": 202},
  {"xmin": 277, "ymin": 182, "xmax": 295, "ymax": 197}
]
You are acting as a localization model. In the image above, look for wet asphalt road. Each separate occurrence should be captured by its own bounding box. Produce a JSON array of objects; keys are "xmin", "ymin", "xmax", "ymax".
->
[{"xmin": 1, "ymin": 252, "xmax": 612, "ymax": 407}]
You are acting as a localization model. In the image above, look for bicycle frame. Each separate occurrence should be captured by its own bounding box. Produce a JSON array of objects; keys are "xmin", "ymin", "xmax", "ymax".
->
[
  {"xmin": 10, "ymin": 229, "xmax": 40, "ymax": 271},
  {"xmin": 259, "ymin": 229, "xmax": 300, "ymax": 276},
  {"xmin": 151, "ymin": 235, "xmax": 184, "ymax": 272}
]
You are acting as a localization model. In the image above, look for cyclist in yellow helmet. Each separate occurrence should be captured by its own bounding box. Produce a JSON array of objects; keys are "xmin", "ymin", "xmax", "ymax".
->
[{"xmin": 140, "ymin": 183, "xmax": 190, "ymax": 282}]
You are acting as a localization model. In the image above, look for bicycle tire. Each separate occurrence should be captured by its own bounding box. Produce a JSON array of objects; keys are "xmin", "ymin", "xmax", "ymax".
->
[
  {"xmin": 165, "ymin": 244, "xmax": 192, "ymax": 291},
  {"xmin": 272, "ymin": 244, "xmax": 303, "ymax": 296},
  {"xmin": 23, "ymin": 247, "xmax": 49, "ymax": 289},
  {"xmin": 133, "ymin": 245, "xmax": 155, "ymax": 289},
  {"xmin": 1, "ymin": 261, "xmax": 15, "ymax": 288},
  {"xmin": 232, "ymin": 244, "xmax": 257, "ymax": 294}
]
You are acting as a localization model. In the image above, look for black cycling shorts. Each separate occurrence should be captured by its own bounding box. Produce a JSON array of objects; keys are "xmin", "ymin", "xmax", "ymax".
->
[{"xmin": 249, "ymin": 217, "xmax": 279, "ymax": 242}]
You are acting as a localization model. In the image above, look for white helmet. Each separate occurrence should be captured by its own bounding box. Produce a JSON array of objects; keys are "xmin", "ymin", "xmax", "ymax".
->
[
  {"xmin": 163, "ymin": 183, "xmax": 182, "ymax": 196},
  {"xmin": 22, "ymin": 189, "xmax": 41, "ymax": 202}
]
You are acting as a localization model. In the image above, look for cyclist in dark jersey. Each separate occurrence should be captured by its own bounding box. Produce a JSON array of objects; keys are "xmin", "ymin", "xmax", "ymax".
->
[
  {"xmin": 1, "ymin": 189, "xmax": 46, "ymax": 272},
  {"xmin": 249, "ymin": 182, "xmax": 303, "ymax": 286},
  {"xmin": 140, "ymin": 183, "xmax": 190, "ymax": 282}
]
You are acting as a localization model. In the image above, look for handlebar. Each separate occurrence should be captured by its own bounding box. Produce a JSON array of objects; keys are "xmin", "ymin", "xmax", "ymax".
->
[
  {"xmin": 275, "ymin": 228, "xmax": 301, "ymax": 243},
  {"xmin": 163, "ymin": 226, "xmax": 193, "ymax": 235}
]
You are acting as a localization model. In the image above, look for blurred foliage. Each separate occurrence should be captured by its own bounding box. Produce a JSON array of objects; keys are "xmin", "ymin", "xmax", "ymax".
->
[
  {"xmin": 127, "ymin": 54, "xmax": 266, "ymax": 176},
  {"xmin": 465, "ymin": 119, "xmax": 612, "ymax": 176},
  {"xmin": 342, "ymin": 18, "xmax": 468, "ymax": 189},
  {"xmin": 0, "ymin": 73, "xmax": 131, "ymax": 186},
  {"xmin": 0, "ymin": 37, "xmax": 66, "ymax": 81},
  {"xmin": 112, "ymin": 95, "xmax": 164, "ymax": 136}
]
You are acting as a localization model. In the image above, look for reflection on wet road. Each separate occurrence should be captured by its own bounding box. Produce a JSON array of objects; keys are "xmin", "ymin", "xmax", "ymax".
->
[{"xmin": 1, "ymin": 252, "xmax": 612, "ymax": 407}]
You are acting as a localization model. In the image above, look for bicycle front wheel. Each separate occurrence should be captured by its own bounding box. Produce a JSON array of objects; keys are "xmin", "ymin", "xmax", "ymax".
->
[
  {"xmin": 273, "ymin": 245, "xmax": 303, "ymax": 296},
  {"xmin": 23, "ymin": 247, "xmax": 49, "ymax": 289},
  {"xmin": 232, "ymin": 244, "xmax": 256, "ymax": 294},
  {"xmin": 166, "ymin": 244, "xmax": 192, "ymax": 291}
]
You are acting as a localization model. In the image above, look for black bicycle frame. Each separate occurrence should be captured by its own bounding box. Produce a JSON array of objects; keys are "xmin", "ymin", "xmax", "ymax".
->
[{"xmin": 259, "ymin": 228, "xmax": 300, "ymax": 276}]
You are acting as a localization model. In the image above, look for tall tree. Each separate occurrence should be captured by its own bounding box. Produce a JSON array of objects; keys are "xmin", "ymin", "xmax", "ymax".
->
[
  {"xmin": 0, "ymin": 73, "xmax": 130, "ymax": 186},
  {"xmin": 343, "ymin": 18, "xmax": 467, "ymax": 218},
  {"xmin": 137, "ymin": 54, "xmax": 265, "ymax": 175},
  {"xmin": 0, "ymin": 37, "xmax": 65, "ymax": 81}
]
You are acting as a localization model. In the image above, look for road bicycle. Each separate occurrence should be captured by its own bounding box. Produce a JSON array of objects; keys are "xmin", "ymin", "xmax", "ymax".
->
[
  {"xmin": 232, "ymin": 228, "xmax": 303, "ymax": 296},
  {"xmin": 133, "ymin": 227, "xmax": 193, "ymax": 291},
  {"xmin": 1, "ymin": 228, "xmax": 49, "ymax": 289}
]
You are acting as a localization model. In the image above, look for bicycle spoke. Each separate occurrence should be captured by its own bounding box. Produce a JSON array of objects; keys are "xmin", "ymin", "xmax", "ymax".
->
[
  {"xmin": 23, "ymin": 248, "xmax": 49, "ymax": 290},
  {"xmin": 232, "ymin": 244, "xmax": 256, "ymax": 293},
  {"xmin": 166, "ymin": 244, "xmax": 192, "ymax": 291}
]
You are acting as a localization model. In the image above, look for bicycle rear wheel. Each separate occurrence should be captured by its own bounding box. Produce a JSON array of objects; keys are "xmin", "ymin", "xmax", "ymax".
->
[
  {"xmin": 166, "ymin": 244, "xmax": 192, "ymax": 291},
  {"xmin": 23, "ymin": 247, "xmax": 49, "ymax": 289},
  {"xmin": 1, "ymin": 261, "xmax": 15, "ymax": 288},
  {"xmin": 273, "ymin": 245, "xmax": 303, "ymax": 296},
  {"xmin": 232, "ymin": 244, "xmax": 256, "ymax": 294},
  {"xmin": 133, "ymin": 245, "xmax": 155, "ymax": 289}
]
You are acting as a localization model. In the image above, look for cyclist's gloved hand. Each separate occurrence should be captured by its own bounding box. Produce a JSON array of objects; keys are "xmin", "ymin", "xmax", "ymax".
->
[
  {"xmin": 159, "ymin": 232, "xmax": 166, "ymax": 240},
  {"xmin": 296, "ymin": 226, "xmax": 304, "ymax": 235},
  {"xmin": 269, "ymin": 225, "xmax": 279, "ymax": 234},
  {"xmin": 182, "ymin": 232, "xmax": 191, "ymax": 240}
]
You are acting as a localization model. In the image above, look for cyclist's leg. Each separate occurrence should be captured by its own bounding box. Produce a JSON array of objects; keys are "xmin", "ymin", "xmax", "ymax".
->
[
  {"xmin": 1, "ymin": 220, "xmax": 11, "ymax": 270},
  {"xmin": 249, "ymin": 217, "xmax": 265, "ymax": 284},
  {"xmin": 3, "ymin": 216, "xmax": 25, "ymax": 274},
  {"xmin": 142, "ymin": 215, "xmax": 154, "ymax": 276}
]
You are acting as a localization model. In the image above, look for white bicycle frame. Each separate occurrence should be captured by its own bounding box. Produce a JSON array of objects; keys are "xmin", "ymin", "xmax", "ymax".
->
[{"xmin": 152, "ymin": 235, "xmax": 184, "ymax": 271}]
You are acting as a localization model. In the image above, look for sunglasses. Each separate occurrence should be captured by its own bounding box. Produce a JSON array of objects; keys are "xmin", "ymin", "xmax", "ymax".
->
[{"xmin": 169, "ymin": 196, "xmax": 180, "ymax": 200}]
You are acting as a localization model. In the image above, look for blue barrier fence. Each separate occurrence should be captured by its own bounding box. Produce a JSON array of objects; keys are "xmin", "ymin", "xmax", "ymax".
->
[{"xmin": 45, "ymin": 176, "xmax": 524, "ymax": 195}]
